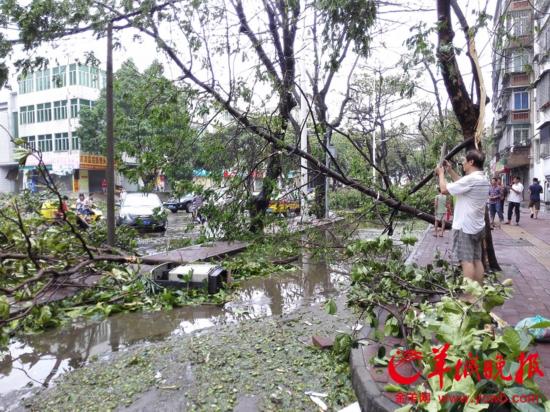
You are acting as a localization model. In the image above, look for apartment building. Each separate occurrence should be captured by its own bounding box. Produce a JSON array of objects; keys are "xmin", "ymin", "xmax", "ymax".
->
[
  {"xmin": 532, "ymin": 0, "xmax": 550, "ymax": 201},
  {"xmin": 491, "ymin": 0, "xmax": 550, "ymax": 202},
  {"xmin": 0, "ymin": 59, "xmax": 109, "ymax": 194},
  {"xmin": 0, "ymin": 90, "xmax": 18, "ymax": 192}
]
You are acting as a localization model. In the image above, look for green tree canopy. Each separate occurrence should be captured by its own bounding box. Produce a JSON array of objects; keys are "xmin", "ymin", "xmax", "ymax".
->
[{"xmin": 78, "ymin": 59, "xmax": 197, "ymax": 189}]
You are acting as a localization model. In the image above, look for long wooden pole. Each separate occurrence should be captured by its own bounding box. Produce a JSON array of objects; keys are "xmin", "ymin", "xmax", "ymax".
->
[{"xmin": 106, "ymin": 23, "xmax": 116, "ymax": 246}]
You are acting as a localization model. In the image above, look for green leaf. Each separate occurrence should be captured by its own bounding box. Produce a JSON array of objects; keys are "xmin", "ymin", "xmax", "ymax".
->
[
  {"xmin": 504, "ymin": 387, "xmax": 545, "ymax": 412},
  {"xmin": 502, "ymin": 328, "xmax": 522, "ymax": 356},
  {"xmin": 528, "ymin": 321, "xmax": 550, "ymax": 329},
  {"xmin": 0, "ymin": 296, "xmax": 9, "ymax": 320},
  {"xmin": 325, "ymin": 299, "xmax": 337, "ymax": 315},
  {"xmin": 451, "ymin": 376, "xmax": 475, "ymax": 396},
  {"xmin": 384, "ymin": 384, "xmax": 406, "ymax": 392},
  {"xmin": 483, "ymin": 294, "xmax": 505, "ymax": 311},
  {"xmin": 394, "ymin": 405, "xmax": 412, "ymax": 412},
  {"xmin": 463, "ymin": 403, "xmax": 490, "ymax": 412}
]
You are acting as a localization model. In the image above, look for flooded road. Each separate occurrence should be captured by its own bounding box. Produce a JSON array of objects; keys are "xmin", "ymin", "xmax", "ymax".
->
[
  {"xmin": 0, "ymin": 257, "xmax": 346, "ymax": 399},
  {"xmin": 135, "ymin": 210, "xmax": 200, "ymax": 256},
  {"xmin": 0, "ymin": 214, "xmax": 426, "ymax": 407}
]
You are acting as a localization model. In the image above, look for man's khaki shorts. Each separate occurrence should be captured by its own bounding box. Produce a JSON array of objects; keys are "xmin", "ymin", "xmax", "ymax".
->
[
  {"xmin": 529, "ymin": 200, "xmax": 541, "ymax": 210},
  {"xmin": 452, "ymin": 229, "xmax": 484, "ymax": 262}
]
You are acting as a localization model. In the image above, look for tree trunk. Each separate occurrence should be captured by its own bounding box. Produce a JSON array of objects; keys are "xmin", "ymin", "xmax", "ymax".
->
[{"xmin": 249, "ymin": 150, "xmax": 282, "ymax": 233}]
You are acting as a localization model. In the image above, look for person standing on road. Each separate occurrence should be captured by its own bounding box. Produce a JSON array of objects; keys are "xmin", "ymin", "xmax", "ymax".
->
[
  {"xmin": 192, "ymin": 194, "xmax": 204, "ymax": 224},
  {"xmin": 528, "ymin": 178, "xmax": 543, "ymax": 219},
  {"xmin": 434, "ymin": 187, "xmax": 448, "ymax": 237},
  {"xmin": 435, "ymin": 150, "xmax": 490, "ymax": 285},
  {"xmin": 488, "ymin": 177, "xmax": 504, "ymax": 229},
  {"xmin": 498, "ymin": 178, "xmax": 507, "ymax": 219},
  {"xmin": 505, "ymin": 176, "xmax": 524, "ymax": 225}
]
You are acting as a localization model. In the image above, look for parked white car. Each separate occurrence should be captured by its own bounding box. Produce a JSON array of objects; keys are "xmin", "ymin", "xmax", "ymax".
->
[{"xmin": 117, "ymin": 193, "xmax": 167, "ymax": 231}]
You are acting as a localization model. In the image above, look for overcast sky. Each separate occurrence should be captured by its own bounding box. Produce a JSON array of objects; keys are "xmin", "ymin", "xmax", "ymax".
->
[{"xmin": 3, "ymin": 0, "xmax": 498, "ymax": 125}]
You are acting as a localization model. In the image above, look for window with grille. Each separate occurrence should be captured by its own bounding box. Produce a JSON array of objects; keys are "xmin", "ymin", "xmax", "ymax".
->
[
  {"xmin": 54, "ymin": 133, "xmax": 69, "ymax": 151},
  {"xmin": 90, "ymin": 67, "xmax": 99, "ymax": 88},
  {"xmin": 22, "ymin": 136, "xmax": 36, "ymax": 149},
  {"xmin": 36, "ymin": 103, "xmax": 52, "ymax": 123},
  {"xmin": 69, "ymin": 64, "xmax": 77, "ymax": 85},
  {"xmin": 79, "ymin": 99, "xmax": 92, "ymax": 113},
  {"xmin": 53, "ymin": 100, "xmax": 68, "ymax": 120},
  {"xmin": 52, "ymin": 66, "xmax": 66, "ymax": 88},
  {"xmin": 510, "ymin": 50, "xmax": 530, "ymax": 72},
  {"xmin": 18, "ymin": 74, "xmax": 34, "ymax": 94},
  {"xmin": 35, "ymin": 69, "xmax": 51, "ymax": 91},
  {"xmin": 509, "ymin": 10, "xmax": 532, "ymax": 37},
  {"xmin": 72, "ymin": 133, "xmax": 80, "ymax": 150},
  {"xmin": 70, "ymin": 99, "xmax": 79, "ymax": 118},
  {"xmin": 513, "ymin": 91, "xmax": 529, "ymax": 110},
  {"xmin": 513, "ymin": 125, "xmax": 530, "ymax": 145},
  {"xmin": 78, "ymin": 65, "xmax": 90, "ymax": 87},
  {"xmin": 19, "ymin": 106, "xmax": 35, "ymax": 125},
  {"xmin": 537, "ymin": 72, "xmax": 550, "ymax": 110},
  {"xmin": 38, "ymin": 134, "xmax": 53, "ymax": 152}
]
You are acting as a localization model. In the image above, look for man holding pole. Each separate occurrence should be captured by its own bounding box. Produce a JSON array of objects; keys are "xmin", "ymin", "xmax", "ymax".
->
[{"xmin": 435, "ymin": 150, "xmax": 490, "ymax": 285}]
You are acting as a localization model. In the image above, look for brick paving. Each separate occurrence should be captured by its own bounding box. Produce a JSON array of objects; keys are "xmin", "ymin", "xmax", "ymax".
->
[
  {"xmin": 352, "ymin": 208, "xmax": 550, "ymax": 409},
  {"xmin": 407, "ymin": 205, "xmax": 550, "ymax": 395}
]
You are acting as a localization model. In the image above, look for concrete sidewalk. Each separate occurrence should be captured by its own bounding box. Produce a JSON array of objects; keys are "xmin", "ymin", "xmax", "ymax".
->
[{"xmin": 350, "ymin": 207, "xmax": 550, "ymax": 411}]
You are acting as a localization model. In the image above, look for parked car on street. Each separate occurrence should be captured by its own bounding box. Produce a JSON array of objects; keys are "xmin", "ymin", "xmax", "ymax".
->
[
  {"xmin": 163, "ymin": 193, "xmax": 196, "ymax": 213},
  {"xmin": 117, "ymin": 193, "xmax": 167, "ymax": 231}
]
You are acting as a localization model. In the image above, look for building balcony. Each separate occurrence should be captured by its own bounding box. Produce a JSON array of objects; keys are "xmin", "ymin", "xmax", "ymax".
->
[
  {"xmin": 505, "ymin": 35, "xmax": 534, "ymax": 49},
  {"xmin": 502, "ymin": 72, "xmax": 531, "ymax": 89},
  {"xmin": 509, "ymin": 0, "xmax": 532, "ymax": 11},
  {"xmin": 510, "ymin": 72, "xmax": 531, "ymax": 87},
  {"xmin": 498, "ymin": 144, "xmax": 531, "ymax": 169},
  {"xmin": 509, "ymin": 110, "xmax": 531, "ymax": 123}
]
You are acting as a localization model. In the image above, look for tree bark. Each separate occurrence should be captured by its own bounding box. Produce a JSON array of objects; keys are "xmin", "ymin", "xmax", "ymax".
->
[{"xmin": 436, "ymin": 0, "xmax": 499, "ymax": 270}]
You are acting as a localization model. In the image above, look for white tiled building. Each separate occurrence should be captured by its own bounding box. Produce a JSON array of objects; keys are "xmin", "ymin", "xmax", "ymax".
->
[
  {"xmin": 0, "ymin": 59, "xmax": 109, "ymax": 194},
  {"xmin": 491, "ymin": 0, "xmax": 550, "ymax": 202},
  {"xmin": 532, "ymin": 0, "xmax": 550, "ymax": 201},
  {"xmin": 0, "ymin": 88, "xmax": 18, "ymax": 192}
]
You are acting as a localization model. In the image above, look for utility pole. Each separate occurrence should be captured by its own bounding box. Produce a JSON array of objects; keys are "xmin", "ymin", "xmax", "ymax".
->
[
  {"xmin": 106, "ymin": 23, "xmax": 116, "ymax": 246},
  {"xmin": 300, "ymin": 64, "xmax": 309, "ymax": 221},
  {"xmin": 372, "ymin": 74, "xmax": 376, "ymax": 179}
]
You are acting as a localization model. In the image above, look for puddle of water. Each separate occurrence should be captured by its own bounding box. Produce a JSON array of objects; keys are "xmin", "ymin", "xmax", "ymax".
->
[
  {"xmin": 0, "ymin": 219, "xmax": 426, "ymax": 405},
  {"xmin": 135, "ymin": 212, "xmax": 200, "ymax": 255},
  {"xmin": 0, "ymin": 258, "xmax": 347, "ymax": 399}
]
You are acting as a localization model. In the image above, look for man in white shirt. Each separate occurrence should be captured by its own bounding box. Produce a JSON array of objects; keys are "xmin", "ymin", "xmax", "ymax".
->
[
  {"xmin": 505, "ymin": 176, "xmax": 524, "ymax": 226},
  {"xmin": 435, "ymin": 150, "xmax": 490, "ymax": 284}
]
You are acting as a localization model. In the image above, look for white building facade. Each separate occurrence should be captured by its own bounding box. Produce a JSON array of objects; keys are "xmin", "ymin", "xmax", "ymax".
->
[
  {"xmin": 0, "ymin": 90, "xmax": 18, "ymax": 193},
  {"xmin": 491, "ymin": 0, "xmax": 550, "ymax": 202},
  {"xmin": 532, "ymin": 0, "xmax": 550, "ymax": 201},
  {"xmin": 0, "ymin": 59, "xmax": 109, "ymax": 194}
]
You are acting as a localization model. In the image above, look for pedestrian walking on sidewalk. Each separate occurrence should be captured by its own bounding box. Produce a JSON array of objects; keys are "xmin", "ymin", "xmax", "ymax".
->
[
  {"xmin": 498, "ymin": 179, "xmax": 507, "ymax": 219},
  {"xmin": 191, "ymin": 194, "xmax": 204, "ymax": 224},
  {"xmin": 434, "ymin": 187, "xmax": 448, "ymax": 237},
  {"xmin": 435, "ymin": 150, "xmax": 490, "ymax": 285},
  {"xmin": 488, "ymin": 177, "xmax": 504, "ymax": 229},
  {"xmin": 505, "ymin": 176, "xmax": 524, "ymax": 225},
  {"xmin": 528, "ymin": 178, "xmax": 543, "ymax": 219}
]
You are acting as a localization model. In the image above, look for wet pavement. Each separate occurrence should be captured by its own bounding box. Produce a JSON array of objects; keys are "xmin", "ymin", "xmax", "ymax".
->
[
  {"xmin": 0, "ymin": 216, "xmax": 426, "ymax": 409},
  {"xmin": 135, "ymin": 211, "xmax": 200, "ymax": 256},
  {"xmin": 0, "ymin": 258, "xmax": 347, "ymax": 402}
]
